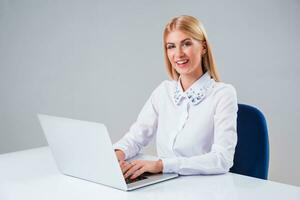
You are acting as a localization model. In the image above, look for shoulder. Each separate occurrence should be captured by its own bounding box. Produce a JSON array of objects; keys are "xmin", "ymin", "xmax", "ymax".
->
[
  {"xmin": 152, "ymin": 80, "xmax": 176, "ymax": 95},
  {"xmin": 211, "ymin": 82, "xmax": 238, "ymax": 106},
  {"xmin": 148, "ymin": 80, "xmax": 176, "ymax": 109},
  {"xmin": 212, "ymin": 82, "xmax": 237, "ymax": 98}
]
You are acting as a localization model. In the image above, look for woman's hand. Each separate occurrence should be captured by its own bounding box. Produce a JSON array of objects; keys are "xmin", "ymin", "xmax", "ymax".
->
[
  {"xmin": 121, "ymin": 159, "xmax": 163, "ymax": 179},
  {"xmin": 115, "ymin": 149, "xmax": 125, "ymax": 162}
]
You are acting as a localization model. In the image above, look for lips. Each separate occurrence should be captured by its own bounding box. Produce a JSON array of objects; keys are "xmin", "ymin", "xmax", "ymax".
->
[{"xmin": 175, "ymin": 59, "xmax": 189, "ymax": 67}]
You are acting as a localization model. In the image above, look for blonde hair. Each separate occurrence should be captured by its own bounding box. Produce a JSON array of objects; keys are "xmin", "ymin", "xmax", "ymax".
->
[{"xmin": 163, "ymin": 15, "xmax": 220, "ymax": 81}]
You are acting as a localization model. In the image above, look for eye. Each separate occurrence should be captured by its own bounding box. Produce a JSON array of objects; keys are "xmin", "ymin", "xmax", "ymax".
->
[
  {"xmin": 183, "ymin": 41, "xmax": 192, "ymax": 47},
  {"xmin": 166, "ymin": 44, "xmax": 175, "ymax": 50}
]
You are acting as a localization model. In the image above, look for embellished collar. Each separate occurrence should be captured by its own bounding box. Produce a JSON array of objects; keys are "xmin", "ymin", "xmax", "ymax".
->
[{"xmin": 173, "ymin": 72, "xmax": 215, "ymax": 106}]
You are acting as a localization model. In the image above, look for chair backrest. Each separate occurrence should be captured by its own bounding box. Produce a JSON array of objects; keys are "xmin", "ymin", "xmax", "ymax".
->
[{"xmin": 230, "ymin": 104, "xmax": 269, "ymax": 179}]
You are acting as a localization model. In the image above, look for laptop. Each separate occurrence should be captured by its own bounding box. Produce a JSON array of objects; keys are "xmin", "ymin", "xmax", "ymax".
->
[{"xmin": 38, "ymin": 114, "xmax": 178, "ymax": 191}]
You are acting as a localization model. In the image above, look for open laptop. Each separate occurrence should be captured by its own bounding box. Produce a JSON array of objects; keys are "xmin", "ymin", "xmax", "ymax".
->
[{"xmin": 38, "ymin": 114, "xmax": 178, "ymax": 191}]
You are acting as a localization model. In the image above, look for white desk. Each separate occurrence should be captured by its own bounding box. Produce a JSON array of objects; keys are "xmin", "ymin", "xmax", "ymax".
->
[{"xmin": 0, "ymin": 147, "xmax": 299, "ymax": 200}]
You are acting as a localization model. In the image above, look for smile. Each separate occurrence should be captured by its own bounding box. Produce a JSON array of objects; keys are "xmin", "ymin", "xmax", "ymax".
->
[{"xmin": 175, "ymin": 59, "xmax": 189, "ymax": 67}]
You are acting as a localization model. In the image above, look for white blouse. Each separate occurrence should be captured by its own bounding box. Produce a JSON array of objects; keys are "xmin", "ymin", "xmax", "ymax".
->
[{"xmin": 113, "ymin": 72, "xmax": 238, "ymax": 175}]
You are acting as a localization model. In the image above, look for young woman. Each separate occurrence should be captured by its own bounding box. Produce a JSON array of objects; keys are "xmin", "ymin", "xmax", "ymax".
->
[{"xmin": 113, "ymin": 15, "xmax": 238, "ymax": 180}]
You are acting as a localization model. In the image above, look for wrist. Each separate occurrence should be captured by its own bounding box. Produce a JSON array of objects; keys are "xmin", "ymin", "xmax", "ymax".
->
[{"xmin": 156, "ymin": 159, "xmax": 163, "ymax": 172}]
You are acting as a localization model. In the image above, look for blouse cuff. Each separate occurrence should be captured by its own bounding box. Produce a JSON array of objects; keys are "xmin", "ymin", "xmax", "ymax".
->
[{"xmin": 161, "ymin": 157, "xmax": 180, "ymax": 173}]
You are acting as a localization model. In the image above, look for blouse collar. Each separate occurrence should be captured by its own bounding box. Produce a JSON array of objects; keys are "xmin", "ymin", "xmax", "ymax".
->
[{"xmin": 173, "ymin": 72, "xmax": 215, "ymax": 106}]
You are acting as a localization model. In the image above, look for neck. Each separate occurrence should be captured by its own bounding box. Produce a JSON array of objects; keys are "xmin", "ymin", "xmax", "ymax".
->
[{"xmin": 180, "ymin": 69, "xmax": 204, "ymax": 92}]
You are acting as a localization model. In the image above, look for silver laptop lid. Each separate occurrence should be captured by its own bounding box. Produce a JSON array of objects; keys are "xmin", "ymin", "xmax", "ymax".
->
[{"xmin": 38, "ymin": 114, "xmax": 127, "ymax": 190}]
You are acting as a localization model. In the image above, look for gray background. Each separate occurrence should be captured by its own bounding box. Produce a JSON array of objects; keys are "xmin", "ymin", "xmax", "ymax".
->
[{"xmin": 0, "ymin": 0, "xmax": 299, "ymax": 186}]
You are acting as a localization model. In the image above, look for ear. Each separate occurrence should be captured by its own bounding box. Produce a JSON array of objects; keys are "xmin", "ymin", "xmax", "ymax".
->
[{"xmin": 201, "ymin": 41, "xmax": 207, "ymax": 55}]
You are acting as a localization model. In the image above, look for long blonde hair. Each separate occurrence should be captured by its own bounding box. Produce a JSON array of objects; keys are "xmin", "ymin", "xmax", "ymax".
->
[{"xmin": 163, "ymin": 15, "xmax": 220, "ymax": 81}]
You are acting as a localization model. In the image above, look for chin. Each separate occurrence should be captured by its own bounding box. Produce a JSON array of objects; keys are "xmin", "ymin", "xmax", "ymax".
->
[{"xmin": 176, "ymin": 68, "xmax": 192, "ymax": 76}]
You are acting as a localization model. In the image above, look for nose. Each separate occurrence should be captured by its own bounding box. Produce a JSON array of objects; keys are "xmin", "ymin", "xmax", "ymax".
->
[{"xmin": 175, "ymin": 46, "xmax": 185, "ymax": 58}]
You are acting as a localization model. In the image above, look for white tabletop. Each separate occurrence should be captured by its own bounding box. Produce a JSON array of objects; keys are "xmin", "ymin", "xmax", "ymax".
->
[{"xmin": 0, "ymin": 147, "xmax": 299, "ymax": 200}]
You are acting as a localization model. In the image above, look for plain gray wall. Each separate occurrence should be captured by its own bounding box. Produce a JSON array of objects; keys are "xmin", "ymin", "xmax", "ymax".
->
[{"xmin": 1, "ymin": 0, "xmax": 299, "ymax": 186}]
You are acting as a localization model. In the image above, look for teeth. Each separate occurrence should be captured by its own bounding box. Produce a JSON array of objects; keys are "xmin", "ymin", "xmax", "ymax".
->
[{"xmin": 176, "ymin": 60, "xmax": 188, "ymax": 64}]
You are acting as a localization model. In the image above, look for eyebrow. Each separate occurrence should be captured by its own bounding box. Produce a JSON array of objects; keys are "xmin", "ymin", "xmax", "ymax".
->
[{"xmin": 166, "ymin": 38, "xmax": 192, "ymax": 45}]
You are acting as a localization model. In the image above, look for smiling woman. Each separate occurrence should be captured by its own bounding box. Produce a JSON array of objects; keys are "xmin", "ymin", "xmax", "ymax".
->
[
  {"xmin": 113, "ymin": 15, "xmax": 238, "ymax": 180},
  {"xmin": 163, "ymin": 16, "xmax": 220, "ymax": 90}
]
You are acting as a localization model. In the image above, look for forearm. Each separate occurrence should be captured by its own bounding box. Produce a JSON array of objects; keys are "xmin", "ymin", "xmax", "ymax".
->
[
  {"xmin": 113, "ymin": 134, "xmax": 143, "ymax": 160},
  {"xmin": 113, "ymin": 91, "xmax": 159, "ymax": 160},
  {"xmin": 161, "ymin": 146, "xmax": 234, "ymax": 175}
]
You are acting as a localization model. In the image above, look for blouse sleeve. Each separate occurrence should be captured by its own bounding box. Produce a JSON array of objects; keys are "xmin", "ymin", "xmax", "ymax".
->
[
  {"xmin": 161, "ymin": 85, "xmax": 238, "ymax": 175},
  {"xmin": 113, "ymin": 87, "xmax": 159, "ymax": 160}
]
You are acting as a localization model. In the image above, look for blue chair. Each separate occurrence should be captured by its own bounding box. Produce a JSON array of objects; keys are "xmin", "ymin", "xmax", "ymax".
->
[{"xmin": 230, "ymin": 104, "xmax": 269, "ymax": 179}]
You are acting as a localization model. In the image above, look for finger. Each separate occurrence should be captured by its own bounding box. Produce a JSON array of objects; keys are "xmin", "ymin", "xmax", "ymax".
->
[
  {"xmin": 130, "ymin": 167, "xmax": 146, "ymax": 179},
  {"xmin": 119, "ymin": 161, "xmax": 128, "ymax": 171},
  {"xmin": 121, "ymin": 162, "xmax": 133, "ymax": 174},
  {"xmin": 120, "ymin": 160, "xmax": 129, "ymax": 167},
  {"xmin": 124, "ymin": 163, "xmax": 142, "ymax": 178},
  {"xmin": 119, "ymin": 160, "xmax": 126, "ymax": 168},
  {"xmin": 124, "ymin": 163, "xmax": 143, "ymax": 179},
  {"xmin": 119, "ymin": 160, "xmax": 125, "ymax": 166}
]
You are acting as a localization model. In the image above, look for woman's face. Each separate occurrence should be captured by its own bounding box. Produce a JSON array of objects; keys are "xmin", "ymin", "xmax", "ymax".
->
[{"xmin": 166, "ymin": 30, "xmax": 206, "ymax": 78}]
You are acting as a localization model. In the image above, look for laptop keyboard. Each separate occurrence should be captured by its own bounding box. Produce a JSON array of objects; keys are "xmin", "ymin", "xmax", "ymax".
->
[{"xmin": 125, "ymin": 174, "xmax": 148, "ymax": 184}]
